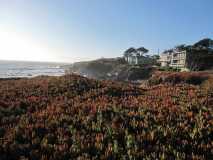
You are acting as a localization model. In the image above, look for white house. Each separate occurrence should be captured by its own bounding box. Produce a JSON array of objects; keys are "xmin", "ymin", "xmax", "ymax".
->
[
  {"xmin": 159, "ymin": 38, "xmax": 213, "ymax": 71},
  {"xmin": 124, "ymin": 47, "xmax": 149, "ymax": 65},
  {"xmin": 124, "ymin": 52, "xmax": 141, "ymax": 65},
  {"xmin": 209, "ymin": 40, "xmax": 213, "ymax": 49},
  {"xmin": 159, "ymin": 49, "xmax": 187, "ymax": 69},
  {"xmin": 159, "ymin": 51, "xmax": 172, "ymax": 67}
]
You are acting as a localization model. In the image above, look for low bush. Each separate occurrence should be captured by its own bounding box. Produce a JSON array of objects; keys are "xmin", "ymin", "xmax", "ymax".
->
[
  {"xmin": 202, "ymin": 76, "xmax": 213, "ymax": 92},
  {"xmin": 148, "ymin": 71, "xmax": 210, "ymax": 85}
]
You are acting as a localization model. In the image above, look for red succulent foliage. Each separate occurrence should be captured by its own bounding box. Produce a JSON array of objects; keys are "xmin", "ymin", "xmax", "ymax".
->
[{"xmin": 0, "ymin": 74, "xmax": 212, "ymax": 159}]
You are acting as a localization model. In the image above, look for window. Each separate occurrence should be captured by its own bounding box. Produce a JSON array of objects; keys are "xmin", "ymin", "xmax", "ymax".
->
[
  {"xmin": 173, "ymin": 53, "xmax": 178, "ymax": 57},
  {"xmin": 173, "ymin": 60, "xmax": 178, "ymax": 63}
]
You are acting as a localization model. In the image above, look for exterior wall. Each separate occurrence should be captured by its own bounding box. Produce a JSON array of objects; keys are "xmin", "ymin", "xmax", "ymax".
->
[
  {"xmin": 125, "ymin": 55, "xmax": 139, "ymax": 65},
  {"xmin": 128, "ymin": 56, "xmax": 138, "ymax": 65},
  {"xmin": 125, "ymin": 54, "xmax": 155, "ymax": 66},
  {"xmin": 161, "ymin": 61, "xmax": 168, "ymax": 67},
  {"xmin": 159, "ymin": 54, "xmax": 171, "ymax": 67},
  {"xmin": 170, "ymin": 50, "xmax": 186, "ymax": 68},
  {"xmin": 159, "ymin": 50, "xmax": 187, "ymax": 69},
  {"xmin": 124, "ymin": 57, "xmax": 128, "ymax": 62},
  {"xmin": 159, "ymin": 53, "xmax": 171, "ymax": 67},
  {"xmin": 209, "ymin": 43, "xmax": 213, "ymax": 49},
  {"xmin": 125, "ymin": 56, "xmax": 152, "ymax": 65}
]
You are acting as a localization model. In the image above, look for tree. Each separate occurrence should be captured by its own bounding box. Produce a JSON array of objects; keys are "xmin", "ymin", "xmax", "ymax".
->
[
  {"xmin": 175, "ymin": 44, "xmax": 186, "ymax": 51},
  {"xmin": 137, "ymin": 47, "xmax": 149, "ymax": 55},
  {"xmin": 194, "ymin": 38, "xmax": 213, "ymax": 48},
  {"xmin": 124, "ymin": 47, "xmax": 136, "ymax": 57},
  {"xmin": 151, "ymin": 55, "xmax": 160, "ymax": 60},
  {"xmin": 186, "ymin": 47, "xmax": 213, "ymax": 71}
]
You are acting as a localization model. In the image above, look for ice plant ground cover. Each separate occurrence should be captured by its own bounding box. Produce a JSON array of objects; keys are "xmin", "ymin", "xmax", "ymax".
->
[{"xmin": 0, "ymin": 74, "xmax": 212, "ymax": 159}]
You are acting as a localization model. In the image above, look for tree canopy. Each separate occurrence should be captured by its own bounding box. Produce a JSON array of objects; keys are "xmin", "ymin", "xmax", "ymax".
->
[
  {"xmin": 194, "ymin": 38, "xmax": 213, "ymax": 48},
  {"xmin": 137, "ymin": 47, "xmax": 149, "ymax": 54}
]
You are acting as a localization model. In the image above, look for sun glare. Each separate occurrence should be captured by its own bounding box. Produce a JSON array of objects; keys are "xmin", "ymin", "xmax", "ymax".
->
[{"xmin": 0, "ymin": 30, "xmax": 56, "ymax": 62}]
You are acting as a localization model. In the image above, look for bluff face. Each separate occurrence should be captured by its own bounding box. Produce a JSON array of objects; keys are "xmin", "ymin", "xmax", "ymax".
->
[{"xmin": 64, "ymin": 57, "xmax": 155, "ymax": 81}]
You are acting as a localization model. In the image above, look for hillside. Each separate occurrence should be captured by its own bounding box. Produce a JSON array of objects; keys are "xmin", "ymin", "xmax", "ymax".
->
[
  {"xmin": 64, "ymin": 57, "xmax": 155, "ymax": 81},
  {"xmin": 0, "ymin": 74, "xmax": 213, "ymax": 159}
]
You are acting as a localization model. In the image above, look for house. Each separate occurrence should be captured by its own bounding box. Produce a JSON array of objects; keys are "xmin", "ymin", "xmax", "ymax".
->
[
  {"xmin": 159, "ymin": 49, "xmax": 187, "ymax": 69},
  {"xmin": 158, "ymin": 38, "xmax": 213, "ymax": 71},
  {"xmin": 159, "ymin": 38, "xmax": 213, "ymax": 70},
  {"xmin": 210, "ymin": 41, "xmax": 213, "ymax": 49},
  {"xmin": 159, "ymin": 50, "xmax": 172, "ymax": 67},
  {"xmin": 124, "ymin": 47, "xmax": 149, "ymax": 65}
]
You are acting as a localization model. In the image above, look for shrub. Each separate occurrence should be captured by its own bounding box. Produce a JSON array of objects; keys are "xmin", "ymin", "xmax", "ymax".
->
[
  {"xmin": 148, "ymin": 71, "xmax": 210, "ymax": 85},
  {"xmin": 202, "ymin": 76, "xmax": 213, "ymax": 92},
  {"xmin": 0, "ymin": 75, "xmax": 212, "ymax": 159}
]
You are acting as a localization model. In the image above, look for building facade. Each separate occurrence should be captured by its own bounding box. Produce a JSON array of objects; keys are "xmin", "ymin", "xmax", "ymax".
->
[
  {"xmin": 159, "ymin": 38, "xmax": 213, "ymax": 71},
  {"xmin": 124, "ymin": 47, "xmax": 150, "ymax": 65},
  {"xmin": 209, "ymin": 41, "xmax": 213, "ymax": 49},
  {"xmin": 159, "ymin": 50, "xmax": 187, "ymax": 69},
  {"xmin": 124, "ymin": 52, "xmax": 140, "ymax": 65}
]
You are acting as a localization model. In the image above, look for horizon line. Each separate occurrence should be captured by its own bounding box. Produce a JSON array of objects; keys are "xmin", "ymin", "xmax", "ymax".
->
[{"xmin": 0, "ymin": 59, "xmax": 73, "ymax": 64}]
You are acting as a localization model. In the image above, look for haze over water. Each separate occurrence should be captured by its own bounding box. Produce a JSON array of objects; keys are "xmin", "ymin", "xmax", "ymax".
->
[{"xmin": 0, "ymin": 60, "xmax": 67, "ymax": 78}]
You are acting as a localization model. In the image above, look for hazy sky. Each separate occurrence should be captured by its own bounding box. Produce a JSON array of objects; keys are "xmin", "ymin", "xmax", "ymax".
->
[{"xmin": 0, "ymin": 0, "xmax": 213, "ymax": 62}]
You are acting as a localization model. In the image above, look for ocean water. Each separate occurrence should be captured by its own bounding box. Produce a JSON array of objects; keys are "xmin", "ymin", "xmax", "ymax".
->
[{"xmin": 0, "ymin": 60, "xmax": 68, "ymax": 78}]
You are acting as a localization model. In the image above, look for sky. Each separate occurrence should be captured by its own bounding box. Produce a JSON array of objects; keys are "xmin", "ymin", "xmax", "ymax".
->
[{"xmin": 0, "ymin": 0, "xmax": 213, "ymax": 63}]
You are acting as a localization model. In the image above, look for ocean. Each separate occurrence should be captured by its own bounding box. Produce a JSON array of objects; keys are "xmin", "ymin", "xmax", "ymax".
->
[{"xmin": 0, "ymin": 60, "xmax": 68, "ymax": 78}]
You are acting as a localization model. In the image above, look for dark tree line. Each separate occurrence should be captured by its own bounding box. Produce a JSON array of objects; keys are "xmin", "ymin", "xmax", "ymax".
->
[
  {"xmin": 186, "ymin": 47, "xmax": 213, "ymax": 71},
  {"xmin": 169, "ymin": 38, "xmax": 213, "ymax": 71},
  {"xmin": 185, "ymin": 38, "xmax": 213, "ymax": 71}
]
